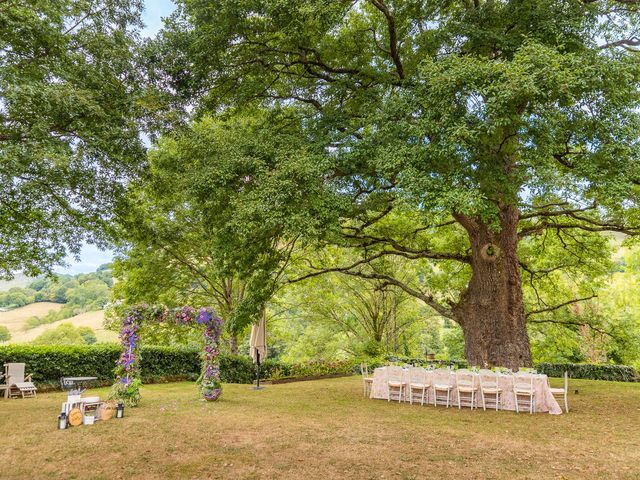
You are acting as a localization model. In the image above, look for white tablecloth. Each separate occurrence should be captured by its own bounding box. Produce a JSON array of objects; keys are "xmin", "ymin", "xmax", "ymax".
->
[{"xmin": 370, "ymin": 367, "xmax": 562, "ymax": 415}]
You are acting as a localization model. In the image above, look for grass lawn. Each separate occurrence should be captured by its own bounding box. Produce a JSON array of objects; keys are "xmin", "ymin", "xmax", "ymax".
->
[{"xmin": 1, "ymin": 377, "xmax": 639, "ymax": 480}]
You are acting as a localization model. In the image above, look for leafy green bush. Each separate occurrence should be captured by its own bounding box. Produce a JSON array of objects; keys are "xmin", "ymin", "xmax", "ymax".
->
[
  {"xmin": 31, "ymin": 323, "xmax": 99, "ymax": 346},
  {"xmin": 218, "ymin": 354, "xmax": 255, "ymax": 384},
  {"xmin": 78, "ymin": 326, "xmax": 97, "ymax": 345},
  {"xmin": 288, "ymin": 359, "xmax": 354, "ymax": 378},
  {"xmin": 0, "ymin": 325, "xmax": 10, "ymax": 342}
]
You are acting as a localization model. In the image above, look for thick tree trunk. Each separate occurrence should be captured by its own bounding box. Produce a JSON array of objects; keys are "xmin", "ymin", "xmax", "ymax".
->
[{"xmin": 453, "ymin": 206, "xmax": 532, "ymax": 369}]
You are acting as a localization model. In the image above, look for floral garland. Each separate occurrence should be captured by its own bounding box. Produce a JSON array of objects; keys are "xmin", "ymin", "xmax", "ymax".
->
[{"xmin": 111, "ymin": 304, "xmax": 223, "ymax": 406}]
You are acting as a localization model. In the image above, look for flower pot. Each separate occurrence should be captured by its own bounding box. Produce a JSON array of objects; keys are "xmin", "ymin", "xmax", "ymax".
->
[{"xmin": 83, "ymin": 415, "xmax": 95, "ymax": 426}]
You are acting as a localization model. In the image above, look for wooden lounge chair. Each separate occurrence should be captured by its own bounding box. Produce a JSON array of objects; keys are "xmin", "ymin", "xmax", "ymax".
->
[{"xmin": 4, "ymin": 363, "xmax": 37, "ymax": 399}]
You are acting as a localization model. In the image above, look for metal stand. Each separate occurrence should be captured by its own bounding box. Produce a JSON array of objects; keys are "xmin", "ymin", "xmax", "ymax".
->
[{"xmin": 252, "ymin": 349, "xmax": 264, "ymax": 390}]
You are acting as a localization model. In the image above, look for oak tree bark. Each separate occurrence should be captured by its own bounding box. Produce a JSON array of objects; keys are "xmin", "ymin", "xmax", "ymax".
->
[{"xmin": 453, "ymin": 206, "xmax": 532, "ymax": 369}]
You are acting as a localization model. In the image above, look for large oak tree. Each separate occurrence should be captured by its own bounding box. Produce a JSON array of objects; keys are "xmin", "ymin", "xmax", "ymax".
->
[{"xmin": 149, "ymin": 0, "xmax": 640, "ymax": 367}]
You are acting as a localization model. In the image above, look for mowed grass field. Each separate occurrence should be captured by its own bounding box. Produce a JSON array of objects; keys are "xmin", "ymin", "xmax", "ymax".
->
[
  {"xmin": 0, "ymin": 376, "xmax": 638, "ymax": 480},
  {"xmin": 0, "ymin": 303, "xmax": 116, "ymax": 343}
]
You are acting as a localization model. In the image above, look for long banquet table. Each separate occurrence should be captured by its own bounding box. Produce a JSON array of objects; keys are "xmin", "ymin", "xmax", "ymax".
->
[{"xmin": 370, "ymin": 367, "xmax": 563, "ymax": 415}]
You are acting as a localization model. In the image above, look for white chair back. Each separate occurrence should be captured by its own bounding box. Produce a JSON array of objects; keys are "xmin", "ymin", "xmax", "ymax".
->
[
  {"xmin": 433, "ymin": 368, "xmax": 453, "ymax": 386},
  {"xmin": 4, "ymin": 363, "xmax": 25, "ymax": 383},
  {"xmin": 386, "ymin": 366, "xmax": 404, "ymax": 382},
  {"xmin": 479, "ymin": 370, "xmax": 499, "ymax": 389},
  {"xmin": 456, "ymin": 369, "xmax": 476, "ymax": 388},
  {"xmin": 514, "ymin": 373, "xmax": 534, "ymax": 391},
  {"xmin": 409, "ymin": 366, "xmax": 425, "ymax": 384}
]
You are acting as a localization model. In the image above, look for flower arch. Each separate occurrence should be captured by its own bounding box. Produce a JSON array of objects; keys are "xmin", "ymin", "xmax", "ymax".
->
[{"xmin": 111, "ymin": 305, "xmax": 223, "ymax": 405}]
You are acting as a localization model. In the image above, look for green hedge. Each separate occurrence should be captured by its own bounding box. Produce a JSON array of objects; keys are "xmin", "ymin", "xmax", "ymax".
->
[
  {"xmin": 0, "ymin": 345, "xmax": 358, "ymax": 388},
  {"xmin": 0, "ymin": 344, "xmax": 202, "ymax": 389},
  {"xmin": 219, "ymin": 356, "xmax": 355, "ymax": 382},
  {"xmin": 535, "ymin": 362, "xmax": 639, "ymax": 382},
  {"xmin": 6, "ymin": 344, "xmax": 631, "ymax": 386}
]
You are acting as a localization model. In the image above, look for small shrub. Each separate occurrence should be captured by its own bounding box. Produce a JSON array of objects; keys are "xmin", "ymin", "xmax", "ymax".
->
[{"xmin": 0, "ymin": 326, "xmax": 11, "ymax": 342}]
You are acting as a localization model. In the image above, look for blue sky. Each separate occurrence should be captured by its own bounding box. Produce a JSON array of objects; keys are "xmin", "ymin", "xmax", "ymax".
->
[
  {"xmin": 57, "ymin": 0, "xmax": 177, "ymax": 275},
  {"xmin": 141, "ymin": 0, "xmax": 176, "ymax": 37}
]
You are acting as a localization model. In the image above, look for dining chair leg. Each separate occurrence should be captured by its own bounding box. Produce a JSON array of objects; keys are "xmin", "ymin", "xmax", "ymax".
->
[
  {"xmin": 515, "ymin": 394, "xmax": 519, "ymax": 414},
  {"xmin": 564, "ymin": 394, "xmax": 569, "ymax": 413},
  {"xmin": 457, "ymin": 389, "xmax": 461, "ymax": 409},
  {"xmin": 495, "ymin": 393, "xmax": 500, "ymax": 411}
]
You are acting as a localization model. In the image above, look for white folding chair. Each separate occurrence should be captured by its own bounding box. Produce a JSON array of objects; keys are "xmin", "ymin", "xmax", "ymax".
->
[
  {"xmin": 549, "ymin": 371, "xmax": 569, "ymax": 413},
  {"xmin": 386, "ymin": 366, "xmax": 406, "ymax": 403},
  {"xmin": 432, "ymin": 369, "xmax": 454, "ymax": 408},
  {"xmin": 478, "ymin": 369, "xmax": 502, "ymax": 411},
  {"xmin": 361, "ymin": 363, "xmax": 374, "ymax": 398},
  {"xmin": 408, "ymin": 367, "xmax": 430, "ymax": 405},
  {"xmin": 513, "ymin": 373, "xmax": 536, "ymax": 414},
  {"xmin": 455, "ymin": 369, "xmax": 479, "ymax": 409}
]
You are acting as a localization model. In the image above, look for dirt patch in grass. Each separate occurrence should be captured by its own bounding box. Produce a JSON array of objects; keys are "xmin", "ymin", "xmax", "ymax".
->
[{"xmin": 0, "ymin": 377, "xmax": 638, "ymax": 479}]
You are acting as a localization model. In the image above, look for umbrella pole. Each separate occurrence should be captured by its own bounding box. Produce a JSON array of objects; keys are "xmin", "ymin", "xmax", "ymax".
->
[{"xmin": 253, "ymin": 348, "xmax": 263, "ymax": 390}]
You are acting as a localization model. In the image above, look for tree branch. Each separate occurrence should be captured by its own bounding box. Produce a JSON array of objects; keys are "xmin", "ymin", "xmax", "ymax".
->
[
  {"xmin": 340, "ymin": 270, "xmax": 453, "ymax": 319},
  {"xmin": 369, "ymin": 0, "xmax": 405, "ymax": 80},
  {"xmin": 526, "ymin": 295, "xmax": 597, "ymax": 318},
  {"xmin": 519, "ymin": 202, "xmax": 597, "ymax": 220},
  {"xmin": 599, "ymin": 36, "xmax": 640, "ymax": 50},
  {"xmin": 527, "ymin": 317, "xmax": 616, "ymax": 338}
]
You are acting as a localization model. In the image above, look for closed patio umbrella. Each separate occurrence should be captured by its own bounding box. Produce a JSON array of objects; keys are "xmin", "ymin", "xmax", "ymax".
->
[{"xmin": 249, "ymin": 310, "xmax": 267, "ymax": 389}]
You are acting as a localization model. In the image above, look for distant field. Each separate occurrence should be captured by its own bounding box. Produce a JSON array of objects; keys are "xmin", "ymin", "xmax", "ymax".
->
[{"xmin": 0, "ymin": 303, "xmax": 117, "ymax": 343}]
